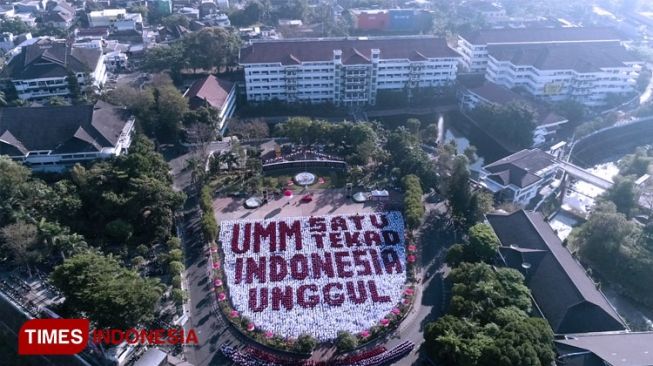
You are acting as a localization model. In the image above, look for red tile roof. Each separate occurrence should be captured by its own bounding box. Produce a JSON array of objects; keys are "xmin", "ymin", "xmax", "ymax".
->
[
  {"xmin": 186, "ymin": 75, "xmax": 235, "ymax": 110},
  {"xmin": 240, "ymin": 37, "xmax": 460, "ymax": 65}
]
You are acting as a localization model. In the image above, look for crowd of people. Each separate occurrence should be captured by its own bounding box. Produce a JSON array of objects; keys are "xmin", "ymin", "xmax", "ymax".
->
[
  {"xmin": 332, "ymin": 346, "xmax": 386, "ymax": 365},
  {"xmin": 263, "ymin": 150, "xmax": 344, "ymax": 165},
  {"xmin": 220, "ymin": 342, "xmax": 414, "ymax": 366},
  {"xmin": 349, "ymin": 341, "xmax": 415, "ymax": 366},
  {"xmin": 219, "ymin": 212, "xmax": 407, "ymax": 340}
]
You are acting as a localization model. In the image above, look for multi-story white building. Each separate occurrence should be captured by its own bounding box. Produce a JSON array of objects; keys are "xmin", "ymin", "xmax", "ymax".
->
[
  {"xmin": 240, "ymin": 36, "xmax": 460, "ymax": 106},
  {"xmin": 457, "ymin": 27, "xmax": 622, "ymax": 73},
  {"xmin": 485, "ymin": 42, "xmax": 642, "ymax": 106},
  {"xmin": 1, "ymin": 38, "xmax": 106, "ymax": 100},
  {"xmin": 0, "ymin": 101, "xmax": 135, "ymax": 172},
  {"xmin": 88, "ymin": 9, "xmax": 143, "ymax": 31}
]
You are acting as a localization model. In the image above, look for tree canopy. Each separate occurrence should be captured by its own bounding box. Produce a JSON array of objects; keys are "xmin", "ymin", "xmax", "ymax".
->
[
  {"xmin": 424, "ymin": 262, "xmax": 554, "ymax": 365},
  {"xmin": 51, "ymin": 250, "xmax": 162, "ymax": 328},
  {"xmin": 472, "ymin": 102, "xmax": 536, "ymax": 150}
]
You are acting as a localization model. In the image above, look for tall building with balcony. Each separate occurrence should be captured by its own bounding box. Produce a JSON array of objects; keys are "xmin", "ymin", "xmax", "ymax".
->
[
  {"xmin": 485, "ymin": 42, "xmax": 642, "ymax": 106},
  {"xmin": 457, "ymin": 27, "xmax": 621, "ymax": 73},
  {"xmin": 1, "ymin": 38, "xmax": 106, "ymax": 100},
  {"xmin": 239, "ymin": 36, "xmax": 460, "ymax": 106}
]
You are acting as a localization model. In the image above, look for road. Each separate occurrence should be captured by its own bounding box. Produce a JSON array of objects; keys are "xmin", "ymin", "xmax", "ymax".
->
[{"xmin": 168, "ymin": 142, "xmax": 451, "ymax": 366}]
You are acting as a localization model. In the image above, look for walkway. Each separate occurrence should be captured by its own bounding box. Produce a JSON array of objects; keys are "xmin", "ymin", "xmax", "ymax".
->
[{"xmin": 557, "ymin": 160, "xmax": 614, "ymax": 190}]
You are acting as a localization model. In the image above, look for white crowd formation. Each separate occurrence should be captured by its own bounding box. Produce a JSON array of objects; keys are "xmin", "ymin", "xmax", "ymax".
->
[{"xmin": 219, "ymin": 212, "xmax": 408, "ymax": 341}]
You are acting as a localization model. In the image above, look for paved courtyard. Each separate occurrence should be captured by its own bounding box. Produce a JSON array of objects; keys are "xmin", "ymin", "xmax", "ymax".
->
[{"xmin": 213, "ymin": 188, "xmax": 403, "ymax": 223}]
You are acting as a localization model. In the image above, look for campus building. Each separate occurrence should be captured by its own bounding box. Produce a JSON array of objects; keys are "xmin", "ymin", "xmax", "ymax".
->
[
  {"xmin": 239, "ymin": 36, "xmax": 460, "ymax": 106},
  {"xmin": 1, "ymin": 38, "xmax": 106, "ymax": 100},
  {"xmin": 479, "ymin": 149, "xmax": 558, "ymax": 205},
  {"xmin": 487, "ymin": 210, "xmax": 627, "ymax": 334},
  {"xmin": 486, "ymin": 41, "xmax": 642, "ymax": 107},
  {"xmin": 0, "ymin": 101, "xmax": 134, "ymax": 171},
  {"xmin": 457, "ymin": 27, "xmax": 622, "ymax": 73},
  {"xmin": 184, "ymin": 75, "xmax": 237, "ymax": 132}
]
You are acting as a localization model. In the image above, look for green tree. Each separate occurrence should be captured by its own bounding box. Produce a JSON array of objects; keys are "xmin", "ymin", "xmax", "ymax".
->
[
  {"xmin": 335, "ymin": 331, "xmax": 358, "ymax": 352},
  {"xmin": 467, "ymin": 223, "xmax": 500, "ymax": 262},
  {"xmin": 66, "ymin": 71, "xmax": 81, "ymax": 101},
  {"xmin": 51, "ymin": 251, "xmax": 161, "ymax": 328},
  {"xmin": 406, "ymin": 118, "xmax": 421, "ymax": 136},
  {"xmin": 422, "ymin": 123, "xmax": 439, "ymax": 145},
  {"xmin": 480, "ymin": 318, "xmax": 555, "ymax": 366},
  {"xmin": 402, "ymin": 174, "xmax": 424, "ymax": 230},
  {"xmin": 154, "ymin": 85, "xmax": 188, "ymax": 142},
  {"xmin": 0, "ymin": 221, "xmax": 41, "ymax": 276},
  {"xmin": 603, "ymin": 176, "xmax": 638, "ymax": 217},
  {"xmin": 556, "ymin": 100, "xmax": 586, "ymax": 128},
  {"xmin": 0, "ymin": 156, "xmax": 31, "ymax": 225},
  {"xmin": 294, "ymin": 334, "xmax": 317, "ymax": 354},
  {"xmin": 183, "ymin": 27, "xmax": 241, "ymax": 71},
  {"xmin": 142, "ymin": 43, "xmax": 187, "ymax": 76},
  {"xmin": 472, "ymin": 102, "xmax": 536, "ymax": 149},
  {"xmin": 449, "ymin": 263, "xmax": 532, "ymax": 323}
]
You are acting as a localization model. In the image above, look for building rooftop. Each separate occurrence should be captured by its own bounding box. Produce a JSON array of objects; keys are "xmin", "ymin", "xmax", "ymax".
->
[
  {"xmin": 240, "ymin": 36, "xmax": 460, "ymax": 65},
  {"xmin": 0, "ymin": 101, "xmax": 131, "ymax": 156},
  {"xmin": 1, "ymin": 38, "xmax": 102, "ymax": 79},
  {"xmin": 483, "ymin": 149, "xmax": 555, "ymax": 188},
  {"xmin": 487, "ymin": 41, "xmax": 639, "ymax": 72},
  {"xmin": 487, "ymin": 210, "xmax": 626, "ymax": 334},
  {"xmin": 185, "ymin": 75, "xmax": 234, "ymax": 110},
  {"xmin": 460, "ymin": 26, "xmax": 621, "ymax": 45},
  {"xmin": 556, "ymin": 332, "xmax": 653, "ymax": 366}
]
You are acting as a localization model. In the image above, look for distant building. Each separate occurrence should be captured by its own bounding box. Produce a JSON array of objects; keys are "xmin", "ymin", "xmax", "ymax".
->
[
  {"xmin": 0, "ymin": 101, "xmax": 135, "ymax": 171},
  {"xmin": 486, "ymin": 41, "xmax": 642, "ymax": 106},
  {"xmin": 42, "ymin": 1, "xmax": 76, "ymax": 29},
  {"xmin": 479, "ymin": 149, "xmax": 558, "ymax": 205},
  {"xmin": 457, "ymin": 27, "xmax": 622, "ymax": 73},
  {"xmin": 350, "ymin": 8, "xmax": 432, "ymax": 33},
  {"xmin": 460, "ymin": 81, "xmax": 568, "ymax": 146},
  {"xmin": 1, "ymin": 38, "xmax": 106, "ymax": 100},
  {"xmin": 88, "ymin": 9, "xmax": 143, "ymax": 31},
  {"xmin": 462, "ymin": 1, "xmax": 507, "ymax": 23},
  {"xmin": 240, "ymin": 36, "xmax": 460, "ymax": 106},
  {"xmin": 487, "ymin": 210, "xmax": 627, "ymax": 334},
  {"xmin": 184, "ymin": 75, "xmax": 236, "ymax": 131}
]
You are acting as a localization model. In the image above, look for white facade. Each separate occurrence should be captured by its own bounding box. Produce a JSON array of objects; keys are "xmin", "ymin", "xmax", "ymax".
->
[
  {"xmin": 12, "ymin": 54, "xmax": 107, "ymax": 100},
  {"xmin": 88, "ymin": 9, "xmax": 143, "ymax": 30},
  {"xmin": 457, "ymin": 36, "xmax": 490, "ymax": 73},
  {"xmin": 486, "ymin": 55, "xmax": 640, "ymax": 107},
  {"xmin": 456, "ymin": 28, "xmax": 622, "ymax": 74},
  {"xmin": 242, "ymin": 45, "xmax": 459, "ymax": 106},
  {"xmin": 17, "ymin": 117, "xmax": 134, "ymax": 172}
]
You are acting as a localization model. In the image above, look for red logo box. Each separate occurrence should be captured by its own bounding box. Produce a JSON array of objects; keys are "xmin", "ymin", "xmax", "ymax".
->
[{"xmin": 18, "ymin": 319, "xmax": 89, "ymax": 355}]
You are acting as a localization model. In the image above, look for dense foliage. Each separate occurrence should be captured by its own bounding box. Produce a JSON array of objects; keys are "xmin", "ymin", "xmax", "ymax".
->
[
  {"xmin": 385, "ymin": 127, "xmax": 438, "ymax": 188},
  {"xmin": 275, "ymin": 117, "xmax": 378, "ymax": 165},
  {"xmin": 425, "ymin": 263, "xmax": 555, "ymax": 365},
  {"xmin": 402, "ymin": 175, "xmax": 425, "ymax": 230},
  {"xmin": 471, "ymin": 102, "xmax": 536, "ymax": 150},
  {"xmin": 51, "ymin": 251, "xmax": 162, "ymax": 328},
  {"xmin": 441, "ymin": 155, "xmax": 493, "ymax": 229},
  {"xmin": 568, "ymin": 201, "xmax": 653, "ymax": 308},
  {"xmin": 446, "ymin": 223, "xmax": 500, "ymax": 266}
]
